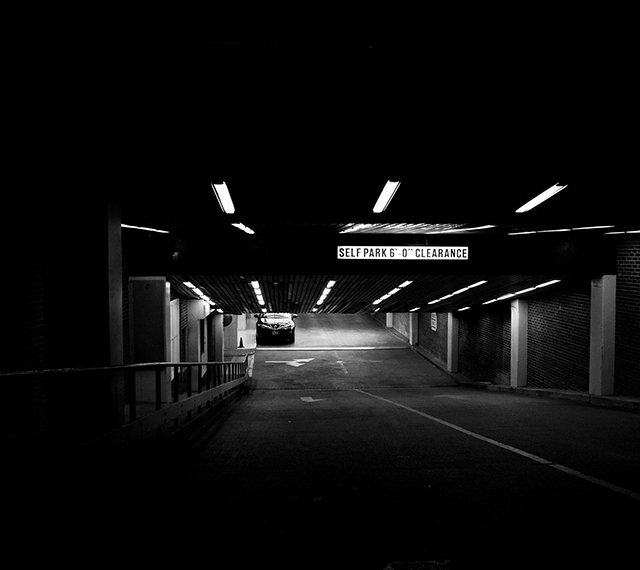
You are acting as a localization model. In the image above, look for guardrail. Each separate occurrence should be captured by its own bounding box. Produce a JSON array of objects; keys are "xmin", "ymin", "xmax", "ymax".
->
[{"xmin": 1, "ymin": 356, "xmax": 250, "ymax": 455}]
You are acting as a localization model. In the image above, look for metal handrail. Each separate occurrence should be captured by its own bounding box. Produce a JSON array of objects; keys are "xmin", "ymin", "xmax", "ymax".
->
[
  {"xmin": 0, "ymin": 359, "xmax": 247, "ymax": 377},
  {"xmin": 1, "ymin": 356, "xmax": 250, "ymax": 451}
]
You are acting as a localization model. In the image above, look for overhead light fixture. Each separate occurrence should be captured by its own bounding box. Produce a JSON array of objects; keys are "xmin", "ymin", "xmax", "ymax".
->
[
  {"xmin": 409, "ymin": 307, "xmax": 420, "ymax": 312},
  {"xmin": 482, "ymin": 279, "xmax": 561, "ymax": 305},
  {"xmin": 340, "ymin": 223, "xmax": 372, "ymax": 234},
  {"xmin": 515, "ymin": 183, "xmax": 567, "ymax": 213},
  {"xmin": 250, "ymin": 280, "xmax": 265, "ymax": 307},
  {"xmin": 183, "ymin": 281, "xmax": 216, "ymax": 306},
  {"xmin": 316, "ymin": 280, "xmax": 337, "ymax": 307},
  {"xmin": 427, "ymin": 280, "xmax": 488, "ymax": 305},
  {"xmin": 232, "ymin": 223, "xmax": 255, "ymax": 235},
  {"xmin": 373, "ymin": 180, "xmax": 401, "ymax": 213},
  {"xmin": 211, "ymin": 181, "xmax": 235, "ymax": 214},
  {"xmin": 439, "ymin": 225, "xmax": 496, "ymax": 233},
  {"xmin": 605, "ymin": 229, "xmax": 640, "ymax": 235},
  {"xmin": 372, "ymin": 280, "xmax": 412, "ymax": 306},
  {"xmin": 121, "ymin": 224, "xmax": 169, "ymax": 234},
  {"xmin": 571, "ymin": 225, "xmax": 615, "ymax": 231}
]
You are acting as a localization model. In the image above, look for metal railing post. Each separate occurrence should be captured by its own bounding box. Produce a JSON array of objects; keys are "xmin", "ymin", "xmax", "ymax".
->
[
  {"xmin": 155, "ymin": 367, "xmax": 162, "ymax": 411},
  {"xmin": 130, "ymin": 370, "xmax": 137, "ymax": 422},
  {"xmin": 173, "ymin": 365, "xmax": 180, "ymax": 402}
]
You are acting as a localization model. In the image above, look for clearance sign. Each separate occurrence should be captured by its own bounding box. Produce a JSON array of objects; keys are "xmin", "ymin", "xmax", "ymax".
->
[{"xmin": 337, "ymin": 246, "xmax": 468, "ymax": 260}]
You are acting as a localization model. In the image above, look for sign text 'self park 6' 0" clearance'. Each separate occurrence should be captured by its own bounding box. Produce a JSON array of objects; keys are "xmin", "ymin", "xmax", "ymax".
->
[{"xmin": 337, "ymin": 246, "xmax": 468, "ymax": 260}]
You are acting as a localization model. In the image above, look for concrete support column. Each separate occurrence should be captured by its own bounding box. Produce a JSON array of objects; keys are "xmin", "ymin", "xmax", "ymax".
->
[
  {"xmin": 212, "ymin": 312, "xmax": 225, "ymax": 362},
  {"xmin": 409, "ymin": 312, "xmax": 419, "ymax": 346},
  {"xmin": 224, "ymin": 314, "xmax": 239, "ymax": 350},
  {"xmin": 43, "ymin": 192, "xmax": 126, "ymax": 437},
  {"xmin": 129, "ymin": 277, "xmax": 171, "ymax": 403},
  {"xmin": 187, "ymin": 299, "xmax": 212, "ymax": 391},
  {"xmin": 447, "ymin": 313, "xmax": 459, "ymax": 373},
  {"xmin": 510, "ymin": 299, "xmax": 528, "ymax": 387},
  {"xmin": 589, "ymin": 275, "xmax": 616, "ymax": 396},
  {"xmin": 386, "ymin": 313, "xmax": 393, "ymax": 328}
]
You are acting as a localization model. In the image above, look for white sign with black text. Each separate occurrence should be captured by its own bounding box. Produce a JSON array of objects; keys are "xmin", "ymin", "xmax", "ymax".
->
[{"xmin": 337, "ymin": 246, "xmax": 468, "ymax": 260}]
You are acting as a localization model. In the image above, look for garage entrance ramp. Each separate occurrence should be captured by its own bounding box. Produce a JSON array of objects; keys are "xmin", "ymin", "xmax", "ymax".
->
[{"xmin": 251, "ymin": 314, "xmax": 456, "ymax": 391}]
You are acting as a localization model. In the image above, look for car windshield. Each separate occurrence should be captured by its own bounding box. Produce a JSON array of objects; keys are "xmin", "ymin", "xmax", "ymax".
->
[{"xmin": 261, "ymin": 313, "xmax": 291, "ymax": 322}]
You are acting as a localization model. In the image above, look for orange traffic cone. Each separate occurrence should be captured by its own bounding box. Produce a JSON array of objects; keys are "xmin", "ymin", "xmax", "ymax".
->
[{"xmin": 239, "ymin": 337, "xmax": 244, "ymax": 348}]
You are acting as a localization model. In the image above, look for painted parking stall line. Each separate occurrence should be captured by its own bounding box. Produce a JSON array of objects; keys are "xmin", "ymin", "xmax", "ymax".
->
[{"xmin": 355, "ymin": 389, "xmax": 640, "ymax": 503}]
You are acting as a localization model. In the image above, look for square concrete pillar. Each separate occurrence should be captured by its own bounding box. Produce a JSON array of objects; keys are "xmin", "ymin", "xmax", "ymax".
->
[
  {"xmin": 510, "ymin": 299, "xmax": 528, "ymax": 387},
  {"xmin": 129, "ymin": 277, "xmax": 171, "ymax": 403},
  {"xmin": 211, "ymin": 312, "xmax": 225, "ymax": 362},
  {"xmin": 589, "ymin": 275, "xmax": 616, "ymax": 396},
  {"xmin": 409, "ymin": 312, "xmax": 419, "ymax": 346},
  {"xmin": 447, "ymin": 313, "xmax": 459, "ymax": 373}
]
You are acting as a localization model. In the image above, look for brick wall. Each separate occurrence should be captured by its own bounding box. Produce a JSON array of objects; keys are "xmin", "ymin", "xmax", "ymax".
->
[
  {"xmin": 527, "ymin": 283, "xmax": 591, "ymax": 391},
  {"xmin": 418, "ymin": 312, "xmax": 448, "ymax": 367},
  {"xmin": 392, "ymin": 312, "xmax": 410, "ymax": 340},
  {"xmin": 615, "ymin": 236, "xmax": 640, "ymax": 396},
  {"xmin": 459, "ymin": 305, "xmax": 511, "ymax": 385}
]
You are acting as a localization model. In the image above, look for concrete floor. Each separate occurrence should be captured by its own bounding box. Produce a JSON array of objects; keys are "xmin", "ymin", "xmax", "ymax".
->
[
  {"xmin": 10, "ymin": 315, "xmax": 640, "ymax": 569},
  {"xmin": 163, "ymin": 315, "xmax": 640, "ymax": 568}
]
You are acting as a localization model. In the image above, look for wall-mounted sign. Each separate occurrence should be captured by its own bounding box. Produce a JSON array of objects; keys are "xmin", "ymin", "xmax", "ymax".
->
[
  {"xmin": 431, "ymin": 312, "xmax": 438, "ymax": 331},
  {"xmin": 337, "ymin": 246, "xmax": 468, "ymax": 260}
]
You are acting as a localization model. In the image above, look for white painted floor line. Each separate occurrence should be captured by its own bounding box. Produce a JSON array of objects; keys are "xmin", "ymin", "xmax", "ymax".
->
[{"xmin": 355, "ymin": 389, "xmax": 640, "ymax": 503}]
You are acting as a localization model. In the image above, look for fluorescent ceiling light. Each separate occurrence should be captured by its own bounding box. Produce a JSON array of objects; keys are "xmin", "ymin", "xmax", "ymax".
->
[
  {"xmin": 427, "ymin": 280, "xmax": 488, "ymax": 305},
  {"xmin": 373, "ymin": 180, "xmax": 401, "ymax": 213},
  {"xmin": 121, "ymin": 224, "xmax": 169, "ymax": 234},
  {"xmin": 183, "ymin": 281, "xmax": 216, "ymax": 306},
  {"xmin": 340, "ymin": 223, "xmax": 372, "ymax": 234},
  {"xmin": 482, "ymin": 279, "xmax": 560, "ymax": 305},
  {"xmin": 516, "ymin": 183, "xmax": 567, "ymax": 213},
  {"xmin": 372, "ymin": 281, "xmax": 412, "ymax": 306},
  {"xmin": 571, "ymin": 225, "xmax": 615, "ymax": 231},
  {"xmin": 458, "ymin": 307, "xmax": 470, "ymax": 312},
  {"xmin": 410, "ymin": 307, "xmax": 420, "ymax": 312},
  {"xmin": 232, "ymin": 223, "xmax": 255, "ymax": 235},
  {"xmin": 316, "ymin": 280, "xmax": 337, "ymax": 307},
  {"xmin": 250, "ymin": 280, "xmax": 265, "ymax": 307},
  {"xmin": 439, "ymin": 225, "xmax": 496, "ymax": 233},
  {"xmin": 211, "ymin": 181, "xmax": 235, "ymax": 214}
]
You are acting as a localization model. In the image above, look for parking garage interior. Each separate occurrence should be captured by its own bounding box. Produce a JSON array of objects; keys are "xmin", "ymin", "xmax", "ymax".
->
[{"xmin": 3, "ymin": 36, "xmax": 639, "ymax": 569}]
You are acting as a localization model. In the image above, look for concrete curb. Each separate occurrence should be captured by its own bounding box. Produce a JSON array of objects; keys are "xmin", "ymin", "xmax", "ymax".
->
[
  {"xmin": 458, "ymin": 381, "xmax": 640, "ymax": 411},
  {"xmin": 406, "ymin": 340, "xmax": 640, "ymax": 412}
]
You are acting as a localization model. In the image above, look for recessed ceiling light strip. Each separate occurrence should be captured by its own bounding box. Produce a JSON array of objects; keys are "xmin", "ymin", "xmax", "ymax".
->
[
  {"xmin": 313, "ymin": 280, "xmax": 337, "ymax": 312},
  {"xmin": 232, "ymin": 222, "xmax": 255, "ymax": 235},
  {"xmin": 183, "ymin": 281, "xmax": 217, "ymax": 307},
  {"xmin": 250, "ymin": 280, "xmax": 266, "ymax": 311},
  {"xmin": 481, "ymin": 279, "xmax": 561, "ymax": 305},
  {"xmin": 122, "ymin": 224, "xmax": 169, "ymax": 234},
  {"xmin": 372, "ymin": 280, "xmax": 412, "ymax": 306},
  {"xmin": 427, "ymin": 280, "xmax": 488, "ymax": 306}
]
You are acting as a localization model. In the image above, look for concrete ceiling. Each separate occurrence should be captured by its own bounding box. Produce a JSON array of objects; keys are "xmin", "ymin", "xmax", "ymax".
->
[{"xmin": 119, "ymin": 38, "xmax": 634, "ymax": 314}]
